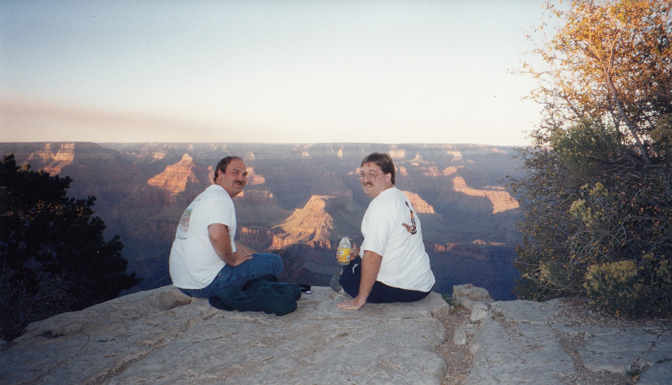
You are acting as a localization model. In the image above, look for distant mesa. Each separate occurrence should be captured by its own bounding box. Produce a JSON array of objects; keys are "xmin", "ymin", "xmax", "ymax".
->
[
  {"xmin": 28, "ymin": 142, "xmax": 75, "ymax": 175},
  {"xmin": 272, "ymin": 195, "xmax": 334, "ymax": 248},
  {"xmin": 235, "ymin": 189, "xmax": 275, "ymax": 203},
  {"xmin": 452, "ymin": 176, "xmax": 519, "ymax": 214},
  {"xmin": 442, "ymin": 166, "xmax": 459, "ymax": 176},
  {"xmin": 246, "ymin": 167, "xmax": 265, "ymax": 185},
  {"xmin": 472, "ymin": 239, "xmax": 507, "ymax": 246},
  {"xmin": 446, "ymin": 150, "xmax": 463, "ymax": 161},
  {"xmin": 403, "ymin": 191, "xmax": 436, "ymax": 214},
  {"xmin": 422, "ymin": 166, "xmax": 441, "ymax": 177},
  {"xmin": 389, "ymin": 148, "xmax": 406, "ymax": 159},
  {"xmin": 146, "ymin": 153, "xmax": 208, "ymax": 195},
  {"xmin": 409, "ymin": 153, "xmax": 424, "ymax": 166},
  {"xmin": 27, "ymin": 142, "xmax": 116, "ymax": 175}
]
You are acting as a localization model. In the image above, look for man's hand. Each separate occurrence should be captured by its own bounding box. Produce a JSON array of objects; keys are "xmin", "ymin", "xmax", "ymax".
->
[
  {"xmin": 337, "ymin": 295, "xmax": 366, "ymax": 310},
  {"xmin": 334, "ymin": 241, "xmax": 359, "ymax": 262},
  {"xmin": 335, "ymin": 250, "xmax": 382, "ymax": 311},
  {"xmin": 230, "ymin": 250, "xmax": 253, "ymax": 266},
  {"xmin": 350, "ymin": 242, "xmax": 359, "ymax": 259}
]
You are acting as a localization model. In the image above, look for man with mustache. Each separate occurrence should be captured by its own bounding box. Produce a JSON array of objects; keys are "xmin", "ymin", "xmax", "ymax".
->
[
  {"xmin": 169, "ymin": 156, "xmax": 283, "ymax": 298},
  {"xmin": 336, "ymin": 152, "xmax": 435, "ymax": 310}
]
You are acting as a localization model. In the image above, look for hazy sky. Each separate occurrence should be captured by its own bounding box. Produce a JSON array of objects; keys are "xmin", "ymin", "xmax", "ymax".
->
[{"xmin": 1, "ymin": 0, "xmax": 551, "ymax": 146}]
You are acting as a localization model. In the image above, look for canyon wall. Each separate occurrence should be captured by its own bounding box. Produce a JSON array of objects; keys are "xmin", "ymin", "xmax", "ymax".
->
[{"xmin": 1, "ymin": 142, "xmax": 523, "ymax": 299}]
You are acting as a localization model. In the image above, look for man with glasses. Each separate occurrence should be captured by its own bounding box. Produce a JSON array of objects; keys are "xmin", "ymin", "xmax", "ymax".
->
[
  {"xmin": 169, "ymin": 156, "xmax": 283, "ymax": 298},
  {"xmin": 335, "ymin": 152, "xmax": 435, "ymax": 310}
]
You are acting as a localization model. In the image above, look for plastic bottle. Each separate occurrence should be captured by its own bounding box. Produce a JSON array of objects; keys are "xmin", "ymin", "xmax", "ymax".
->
[{"xmin": 337, "ymin": 237, "xmax": 351, "ymax": 265}]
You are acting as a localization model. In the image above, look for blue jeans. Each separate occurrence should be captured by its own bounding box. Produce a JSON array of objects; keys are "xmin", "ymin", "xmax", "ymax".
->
[
  {"xmin": 339, "ymin": 257, "xmax": 430, "ymax": 303},
  {"xmin": 179, "ymin": 253, "xmax": 283, "ymax": 298}
]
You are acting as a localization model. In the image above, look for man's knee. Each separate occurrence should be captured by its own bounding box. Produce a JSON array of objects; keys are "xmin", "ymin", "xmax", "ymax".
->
[{"xmin": 255, "ymin": 252, "xmax": 283, "ymax": 274}]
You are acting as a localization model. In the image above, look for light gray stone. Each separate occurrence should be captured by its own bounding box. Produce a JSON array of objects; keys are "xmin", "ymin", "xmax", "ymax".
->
[
  {"xmin": 453, "ymin": 326, "xmax": 468, "ymax": 346},
  {"xmin": 0, "ymin": 286, "xmax": 449, "ymax": 385},
  {"xmin": 465, "ymin": 320, "xmax": 575, "ymax": 385},
  {"xmin": 579, "ymin": 329, "xmax": 672, "ymax": 373},
  {"xmin": 638, "ymin": 360, "xmax": 672, "ymax": 385},
  {"xmin": 490, "ymin": 299, "xmax": 561, "ymax": 324},
  {"xmin": 5, "ymin": 283, "xmax": 670, "ymax": 385},
  {"xmin": 470, "ymin": 302, "xmax": 491, "ymax": 322},
  {"xmin": 452, "ymin": 284, "xmax": 494, "ymax": 310}
]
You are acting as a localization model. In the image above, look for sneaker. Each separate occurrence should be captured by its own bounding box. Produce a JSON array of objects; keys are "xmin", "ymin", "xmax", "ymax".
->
[{"xmin": 330, "ymin": 272, "xmax": 342, "ymax": 292}]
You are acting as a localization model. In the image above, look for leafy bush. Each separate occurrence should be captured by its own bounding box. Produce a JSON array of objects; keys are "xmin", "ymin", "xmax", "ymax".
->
[
  {"xmin": 510, "ymin": 0, "xmax": 672, "ymax": 318},
  {"xmin": 585, "ymin": 255, "xmax": 672, "ymax": 317}
]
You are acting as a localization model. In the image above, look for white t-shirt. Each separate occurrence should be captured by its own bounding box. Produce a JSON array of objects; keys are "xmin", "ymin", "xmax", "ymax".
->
[
  {"xmin": 169, "ymin": 184, "xmax": 237, "ymax": 289},
  {"xmin": 360, "ymin": 187, "xmax": 435, "ymax": 292}
]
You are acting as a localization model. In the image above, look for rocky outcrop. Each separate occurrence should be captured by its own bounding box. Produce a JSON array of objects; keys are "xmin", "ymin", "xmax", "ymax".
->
[
  {"xmin": 1, "ymin": 286, "xmax": 449, "ymax": 385},
  {"xmin": 27, "ymin": 142, "xmax": 75, "ymax": 174},
  {"xmin": 451, "ymin": 285, "xmax": 672, "ymax": 385},
  {"xmin": 146, "ymin": 153, "xmax": 209, "ymax": 195},
  {"xmin": 237, "ymin": 226, "xmax": 275, "ymax": 251},
  {"xmin": 6, "ymin": 284, "xmax": 667, "ymax": 384},
  {"xmin": 272, "ymin": 195, "xmax": 335, "ymax": 247},
  {"xmin": 403, "ymin": 190, "xmax": 436, "ymax": 214},
  {"xmin": 452, "ymin": 176, "xmax": 519, "ymax": 214}
]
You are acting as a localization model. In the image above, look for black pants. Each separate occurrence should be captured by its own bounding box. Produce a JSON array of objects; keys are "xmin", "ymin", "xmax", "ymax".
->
[{"xmin": 339, "ymin": 257, "xmax": 430, "ymax": 303}]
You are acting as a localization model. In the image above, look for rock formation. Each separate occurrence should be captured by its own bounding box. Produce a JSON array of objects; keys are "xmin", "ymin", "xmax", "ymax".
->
[
  {"xmin": 0, "ymin": 142, "xmax": 523, "ymax": 299},
  {"xmin": 4, "ymin": 284, "xmax": 668, "ymax": 384},
  {"xmin": 450, "ymin": 284, "xmax": 672, "ymax": 385},
  {"xmin": 146, "ymin": 153, "xmax": 208, "ymax": 195},
  {"xmin": 272, "ymin": 195, "xmax": 335, "ymax": 247},
  {"xmin": 403, "ymin": 190, "xmax": 436, "ymax": 214},
  {"xmin": 0, "ymin": 286, "xmax": 449, "ymax": 385},
  {"xmin": 451, "ymin": 176, "xmax": 519, "ymax": 214}
]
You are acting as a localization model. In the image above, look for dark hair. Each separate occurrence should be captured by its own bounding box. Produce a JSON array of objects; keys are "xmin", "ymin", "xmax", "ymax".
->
[
  {"xmin": 361, "ymin": 152, "xmax": 395, "ymax": 185},
  {"xmin": 214, "ymin": 156, "xmax": 243, "ymax": 182}
]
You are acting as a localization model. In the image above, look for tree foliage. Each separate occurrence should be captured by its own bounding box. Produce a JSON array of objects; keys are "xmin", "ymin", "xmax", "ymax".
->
[
  {"xmin": 511, "ymin": 0, "xmax": 672, "ymax": 317},
  {"xmin": 0, "ymin": 154, "xmax": 141, "ymax": 340}
]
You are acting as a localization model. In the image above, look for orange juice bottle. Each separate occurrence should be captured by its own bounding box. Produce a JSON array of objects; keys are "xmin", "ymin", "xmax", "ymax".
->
[{"xmin": 337, "ymin": 237, "xmax": 351, "ymax": 265}]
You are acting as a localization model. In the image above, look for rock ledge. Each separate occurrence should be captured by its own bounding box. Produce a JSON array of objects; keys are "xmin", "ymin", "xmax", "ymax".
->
[{"xmin": 1, "ymin": 286, "xmax": 448, "ymax": 385}]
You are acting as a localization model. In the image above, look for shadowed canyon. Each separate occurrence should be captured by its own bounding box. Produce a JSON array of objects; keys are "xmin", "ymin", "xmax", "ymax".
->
[{"xmin": 1, "ymin": 142, "xmax": 523, "ymax": 300}]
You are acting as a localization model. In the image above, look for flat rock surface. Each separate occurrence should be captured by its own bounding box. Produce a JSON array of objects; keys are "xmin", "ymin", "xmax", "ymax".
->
[
  {"xmin": 3, "ymin": 286, "xmax": 671, "ymax": 385},
  {"xmin": 464, "ymin": 299, "xmax": 672, "ymax": 385},
  {"xmin": 0, "ymin": 286, "xmax": 448, "ymax": 385}
]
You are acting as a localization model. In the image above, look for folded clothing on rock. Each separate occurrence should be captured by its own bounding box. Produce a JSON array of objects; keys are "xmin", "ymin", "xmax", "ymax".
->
[{"xmin": 209, "ymin": 281, "xmax": 302, "ymax": 316}]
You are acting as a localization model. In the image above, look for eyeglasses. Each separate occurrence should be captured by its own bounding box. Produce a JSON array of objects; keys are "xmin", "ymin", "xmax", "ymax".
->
[{"xmin": 358, "ymin": 172, "xmax": 384, "ymax": 180}]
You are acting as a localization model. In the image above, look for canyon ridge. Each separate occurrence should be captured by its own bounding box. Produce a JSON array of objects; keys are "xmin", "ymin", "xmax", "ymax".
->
[{"xmin": 0, "ymin": 142, "xmax": 523, "ymax": 299}]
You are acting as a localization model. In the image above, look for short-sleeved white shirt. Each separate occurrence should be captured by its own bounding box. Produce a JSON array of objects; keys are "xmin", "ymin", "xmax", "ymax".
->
[
  {"xmin": 360, "ymin": 187, "xmax": 435, "ymax": 292},
  {"xmin": 169, "ymin": 184, "xmax": 237, "ymax": 289}
]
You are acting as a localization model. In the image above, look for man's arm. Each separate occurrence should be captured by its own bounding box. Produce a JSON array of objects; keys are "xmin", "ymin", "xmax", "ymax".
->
[
  {"xmin": 337, "ymin": 250, "xmax": 382, "ymax": 310},
  {"xmin": 208, "ymin": 223, "xmax": 253, "ymax": 266}
]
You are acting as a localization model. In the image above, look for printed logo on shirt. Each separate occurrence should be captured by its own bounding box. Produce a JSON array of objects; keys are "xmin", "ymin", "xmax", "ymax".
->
[
  {"xmin": 176, "ymin": 208, "xmax": 192, "ymax": 240},
  {"xmin": 402, "ymin": 201, "xmax": 417, "ymax": 235}
]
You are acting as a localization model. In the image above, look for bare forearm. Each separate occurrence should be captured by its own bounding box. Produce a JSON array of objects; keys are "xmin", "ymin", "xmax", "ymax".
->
[
  {"xmin": 337, "ymin": 250, "xmax": 382, "ymax": 310},
  {"xmin": 208, "ymin": 224, "xmax": 252, "ymax": 266},
  {"xmin": 209, "ymin": 225, "xmax": 235, "ymax": 264}
]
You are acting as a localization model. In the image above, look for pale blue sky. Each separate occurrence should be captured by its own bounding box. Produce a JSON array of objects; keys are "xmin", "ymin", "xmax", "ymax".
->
[{"xmin": 1, "ymin": 0, "xmax": 550, "ymax": 145}]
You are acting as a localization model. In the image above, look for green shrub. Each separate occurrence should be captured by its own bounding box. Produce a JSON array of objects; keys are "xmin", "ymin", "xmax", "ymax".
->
[{"xmin": 584, "ymin": 255, "xmax": 672, "ymax": 317}]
